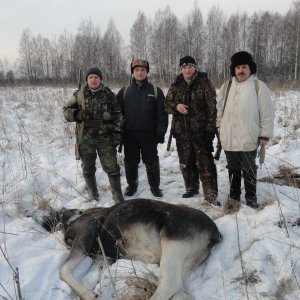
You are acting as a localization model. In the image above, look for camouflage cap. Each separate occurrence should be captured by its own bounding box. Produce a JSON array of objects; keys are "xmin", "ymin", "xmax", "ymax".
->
[{"xmin": 131, "ymin": 59, "xmax": 150, "ymax": 73}]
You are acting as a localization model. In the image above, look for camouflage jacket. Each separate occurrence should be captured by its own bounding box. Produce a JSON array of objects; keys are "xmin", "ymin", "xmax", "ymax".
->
[
  {"xmin": 63, "ymin": 85, "xmax": 123, "ymax": 143},
  {"xmin": 165, "ymin": 72, "xmax": 217, "ymax": 140}
]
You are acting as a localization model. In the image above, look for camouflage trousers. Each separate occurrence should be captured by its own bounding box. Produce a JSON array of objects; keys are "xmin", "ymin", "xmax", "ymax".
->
[
  {"xmin": 79, "ymin": 133, "xmax": 120, "ymax": 176},
  {"xmin": 176, "ymin": 139, "xmax": 218, "ymax": 201}
]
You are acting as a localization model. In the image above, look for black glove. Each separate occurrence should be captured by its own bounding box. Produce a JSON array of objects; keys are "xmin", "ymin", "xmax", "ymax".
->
[
  {"xmin": 112, "ymin": 132, "xmax": 122, "ymax": 147},
  {"xmin": 156, "ymin": 134, "xmax": 165, "ymax": 144},
  {"xmin": 204, "ymin": 126, "xmax": 215, "ymax": 152},
  {"xmin": 74, "ymin": 109, "xmax": 93, "ymax": 122},
  {"xmin": 204, "ymin": 131, "xmax": 215, "ymax": 143}
]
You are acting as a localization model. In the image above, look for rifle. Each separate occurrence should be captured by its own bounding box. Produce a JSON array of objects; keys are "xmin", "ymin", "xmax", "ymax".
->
[
  {"xmin": 166, "ymin": 129, "xmax": 173, "ymax": 151},
  {"xmin": 214, "ymin": 129, "xmax": 222, "ymax": 160},
  {"xmin": 75, "ymin": 69, "xmax": 82, "ymax": 160}
]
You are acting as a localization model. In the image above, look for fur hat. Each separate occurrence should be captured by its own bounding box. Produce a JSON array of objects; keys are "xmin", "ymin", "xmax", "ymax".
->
[
  {"xmin": 131, "ymin": 59, "xmax": 150, "ymax": 74},
  {"xmin": 179, "ymin": 56, "xmax": 197, "ymax": 68},
  {"xmin": 230, "ymin": 51, "xmax": 256, "ymax": 76},
  {"xmin": 85, "ymin": 67, "xmax": 103, "ymax": 80}
]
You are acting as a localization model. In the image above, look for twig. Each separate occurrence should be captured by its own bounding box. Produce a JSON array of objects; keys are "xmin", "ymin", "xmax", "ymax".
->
[
  {"xmin": 97, "ymin": 237, "xmax": 120, "ymax": 300},
  {"xmin": 235, "ymin": 214, "xmax": 250, "ymax": 300}
]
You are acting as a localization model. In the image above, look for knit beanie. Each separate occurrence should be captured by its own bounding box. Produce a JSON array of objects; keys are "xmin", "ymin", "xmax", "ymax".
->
[
  {"xmin": 179, "ymin": 56, "xmax": 197, "ymax": 68},
  {"xmin": 85, "ymin": 67, "xmax": 103, "ymax": 80},
  {"xmin": 230, "ymin": 51, "xmax": 257, "ymax": 76}
]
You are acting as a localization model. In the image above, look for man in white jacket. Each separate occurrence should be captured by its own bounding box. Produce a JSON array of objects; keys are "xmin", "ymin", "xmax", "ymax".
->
[{"xmin": 216, "ymin": 51, "xmax": 274, "ymax": 208}]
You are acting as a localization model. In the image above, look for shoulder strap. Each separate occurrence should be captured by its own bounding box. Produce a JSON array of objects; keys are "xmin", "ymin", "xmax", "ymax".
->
[
  {"xmin": 222, "ymin": 80, "xmax": 232, "ymax": 116},
  {"xmin": 254, "ymin": 79, "xmax": 259, "ymax": 97},
  {"xmin": 123, "ymin": 84, "xmax": 158, "ymax": 100},
  {"xmin": 78, "ymin": 89, "xmax": 85, "ymax": 109},
  {"xmin": 123, "ymin": 85, "xmax": 129, "ymax": 100},
  {"xmin": 153, "ymin": 85, "xmax": 158, "ymax": 99}
]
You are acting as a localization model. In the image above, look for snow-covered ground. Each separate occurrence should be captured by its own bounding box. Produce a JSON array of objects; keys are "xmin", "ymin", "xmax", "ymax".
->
[{"xmin": 0, "ymin": 86, "xmax": 299, "ymax": 300}]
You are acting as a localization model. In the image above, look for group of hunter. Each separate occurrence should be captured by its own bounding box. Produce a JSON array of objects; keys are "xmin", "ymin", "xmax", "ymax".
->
[{"xmin": 63, "ymin": 51, "xmax": 274, "ymax": 209}]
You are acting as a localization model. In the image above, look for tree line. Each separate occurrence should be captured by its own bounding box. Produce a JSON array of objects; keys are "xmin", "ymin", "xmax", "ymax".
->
[{"xmin": 0, "ymin": 1, "xmax": 300, "ymax": 88}]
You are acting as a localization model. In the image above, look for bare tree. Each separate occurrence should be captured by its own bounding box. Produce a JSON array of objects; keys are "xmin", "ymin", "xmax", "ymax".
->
[
  {"xmin": 205, "ymin": 6, "xmax": 225, "ymax": 85},
  {"xmin": 18, "ymin": 28, "xmax": 34, "ymax": 82},
  {"xmin": 181, "ymin": 1, "xmax": 205, "ymax": 68},
  {"xmin": 150, "ymin": 6, "xmax": 180, "ymax": 84},
  {"xmin": 102, "ymin": 18, "xmax": 126, "ymax": 82},
  {"xmin": 130, "ymin": 11, "xmax": 151, "ymax": 60}
]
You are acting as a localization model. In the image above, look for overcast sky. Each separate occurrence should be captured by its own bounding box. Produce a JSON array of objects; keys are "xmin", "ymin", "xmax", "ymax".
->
[{"xmin": 0, "ymin": 0, "xmax": 296, "ymax": 63}]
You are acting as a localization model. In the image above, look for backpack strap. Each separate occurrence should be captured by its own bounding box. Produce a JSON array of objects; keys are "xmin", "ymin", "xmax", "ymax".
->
[{"xmin": 123, "ymin": 85, "xmax": 129, "ymax": 100}]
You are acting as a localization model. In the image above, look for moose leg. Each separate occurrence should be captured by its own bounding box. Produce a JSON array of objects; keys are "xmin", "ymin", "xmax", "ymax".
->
[
  {"xmin": 60, "ymin": 251, "xmax": 96, "ymax": 300},
  {"xmin": 150, "ymin": 239, "xmax": 194, "ymax": 300}
]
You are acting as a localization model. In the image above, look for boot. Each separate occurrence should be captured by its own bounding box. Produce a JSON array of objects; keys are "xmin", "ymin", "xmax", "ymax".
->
[
  {"xmin": 244, "ymin": 168, "xmax": 257, "ymax": 206},
  {"xmin": 146, "ymin": 160, "xmax": 163, "ymax": 197},
  {"xmin": 108, "ymin": 175, "xmax": 124, "ymax": 204},
  {"xmin": 124, "ymin": 162, "xmax": 138, "ymax": 196},
  {"xmin": 181, "ymin": 164, "xmax": 199, "ymax": 198},
  {"xmin": 246, "ymin": 197, "xmax": 259, "ymax": 209},
  {"xmin": 228, "ymin": 170, "xmax": 242, "ymax": 201},
  {"xmin": 83, "ymin": 174, "xmax": 99, "ymax": 201},
  {"xmin": 201, "ymin": 169, "xmax": 220, "ymax": 206}
]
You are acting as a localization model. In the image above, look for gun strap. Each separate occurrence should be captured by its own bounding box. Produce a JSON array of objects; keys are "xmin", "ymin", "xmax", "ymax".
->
[
  {"xmin": 222, "ymin": 78, "xmax": 259, "ymax": 117},
  {"xmin": 222, "ymin": 80, "xmax": 232, "ymax": 117}
]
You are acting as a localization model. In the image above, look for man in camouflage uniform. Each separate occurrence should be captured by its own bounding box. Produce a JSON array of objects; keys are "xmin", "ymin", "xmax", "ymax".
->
[
  {"xmin": 63, "ymin": 67, "xmax": 124, "ymax": 203},
  {"xmin": 165, "ymin": 56, "xmax": 219, "ymax": 205}
]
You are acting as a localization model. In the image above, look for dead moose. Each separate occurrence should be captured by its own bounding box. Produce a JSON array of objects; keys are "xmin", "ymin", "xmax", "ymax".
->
[{"xmin": 39, "ymin": 198, "xmax": 222, "ymax": 300}]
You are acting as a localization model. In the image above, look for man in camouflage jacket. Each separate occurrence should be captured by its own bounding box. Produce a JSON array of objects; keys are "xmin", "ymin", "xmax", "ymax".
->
[
  {"xmin": 165, "ymin": 56, "xmax": 219, "ymax": 205},
  {"xmin": 63, "ymin": 67, "xmax": 124, "ymax": 203}
]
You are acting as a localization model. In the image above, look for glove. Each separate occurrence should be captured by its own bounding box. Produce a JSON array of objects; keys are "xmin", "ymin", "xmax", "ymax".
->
[
  {"xmin": 156, "ymin": 134, "xmax": 165, "ymax": 144},
  {"xmin": 204, "ymin": 129, "xmax": 215, "ymax": 152},
  {"xmin": 74, "ymin": 109, "xmax": 93, "ymax": 122},
  {"xmin": 112, "ymin": 132, "xmax": 122, "ymax": 147},
  {"xmin": 204, "ymin": 131, "xmax": 215, "ymax": 143}
]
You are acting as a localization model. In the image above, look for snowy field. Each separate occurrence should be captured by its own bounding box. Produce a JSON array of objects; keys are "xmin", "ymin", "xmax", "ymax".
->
[{"xmin": 0, "ymin": 86, "xmax": 299, "ymax": 300}]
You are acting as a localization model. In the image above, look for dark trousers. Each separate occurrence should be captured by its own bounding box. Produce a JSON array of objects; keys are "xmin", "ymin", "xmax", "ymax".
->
[
  {"xmin": 224, "ymin": 150, "xmax": 257, "ymax": 201},
  {"xmin": 124, "ymin": 130, "xmax": 158, "ymax": 164}
]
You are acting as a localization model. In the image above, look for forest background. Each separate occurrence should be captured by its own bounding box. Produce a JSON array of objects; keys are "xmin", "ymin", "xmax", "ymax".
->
[{"xmin": 0, "ymin": 1, "xmax": 300, "ymax": 88}]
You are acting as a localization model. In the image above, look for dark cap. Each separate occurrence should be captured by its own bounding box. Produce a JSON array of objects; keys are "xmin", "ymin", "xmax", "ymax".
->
[
  {"xmin": 230, "ymin": 51, "xmax": 256, "ymax": 76},
  {"xmin": 179, "ymin": 56, "xmax": 197, "ymax": 68},
  {"xmin": 85, "ymin": 67, "xmax": 103, "ymax": 80}
]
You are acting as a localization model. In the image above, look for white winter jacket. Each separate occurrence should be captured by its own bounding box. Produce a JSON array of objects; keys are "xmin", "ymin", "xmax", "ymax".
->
[{"xmin": 216, "ymin": 75, "xmax": 274, "ymax": 151}]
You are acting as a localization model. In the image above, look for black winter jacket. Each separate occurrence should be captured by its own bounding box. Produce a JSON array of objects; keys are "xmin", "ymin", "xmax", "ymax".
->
[{"xmin": 117, "ymin": 79, "xmax": 168, "ymax": 137}]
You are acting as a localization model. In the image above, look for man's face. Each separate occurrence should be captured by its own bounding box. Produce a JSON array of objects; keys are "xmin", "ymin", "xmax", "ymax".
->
[
  {"xmin": 181, "ymin": 65, "xmax": 196, "ymax": 81},
  {"xmin": 133, "ymin": 67, "xmax": 147, "ymax": 81},
  {"xmin": 235, "ymin": 64, "xmax": 251, "ymax": 82},
  {"xmin": 87, "ymin": 74, "xmax": 102, "ymax": 89}
]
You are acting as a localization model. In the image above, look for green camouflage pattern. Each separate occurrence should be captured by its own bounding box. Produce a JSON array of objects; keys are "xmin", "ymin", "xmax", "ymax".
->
[
  {"xmin": 63, "ymin": 85, "xmax": 123, "ymax": 143},
  {"xmin": 165, "ymin": 72, "xmax": 218, "ymax": 202},
  {"xmin": 63, "ymin": 84, "xmax": 123, "ymax": 175},
  {"xmin": 165, "ymin": 71, "xmax": 217, "ymax": 140}
]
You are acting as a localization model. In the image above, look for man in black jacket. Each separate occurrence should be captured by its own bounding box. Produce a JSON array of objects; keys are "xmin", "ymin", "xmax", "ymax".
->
[{"xmin": 117, "ymin": 59, "xmax": 168, "ymax": 197}]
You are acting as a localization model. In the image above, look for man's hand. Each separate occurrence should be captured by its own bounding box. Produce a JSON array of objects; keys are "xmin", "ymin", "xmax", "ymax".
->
[{"xmin": 176, "ymin": 103, "xmax": 188, "ymax": 115}]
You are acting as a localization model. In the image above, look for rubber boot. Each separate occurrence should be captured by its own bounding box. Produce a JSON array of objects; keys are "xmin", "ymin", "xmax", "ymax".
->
[
  {"xmin": 228, "ymin": 170, "xmax": 242, "ymax": 202},
  {"xmin": 201, "ymin": 167, "xmax": 220, "ymax": 206},
  {"xmin": 124, "ymin": 162, "xmax": 138, "ymax": 196},
  {"xmin": 146, "ymin": 160, "xmax": 163, "ymax": 197},
  {"xmin": 244, "ymin": 168, "xmax": 258, "ymax": 208},
  {"xmin": 181, "ymin": 164, "xmax": 199, "ymax": 198},
  {"xmin": 108, "ymin": 175, "xmax": 124, "ymax": 204},
  {"xmin": 83, "ymin": 174, "xmax": 99, "ymax": 201}
]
